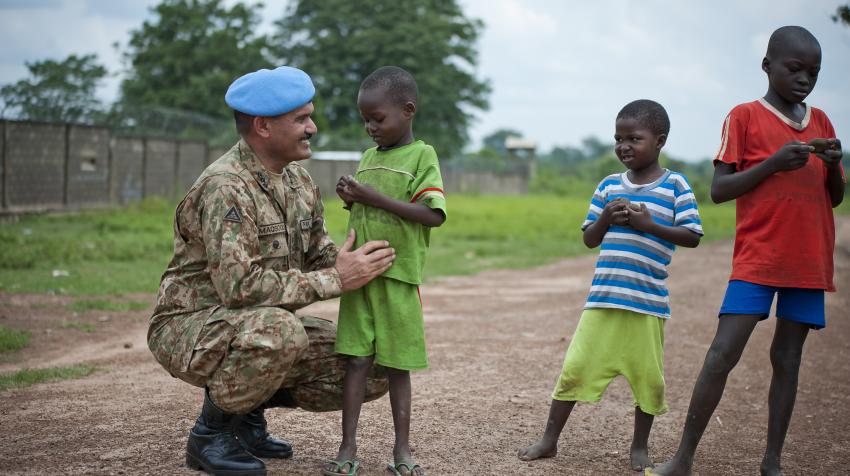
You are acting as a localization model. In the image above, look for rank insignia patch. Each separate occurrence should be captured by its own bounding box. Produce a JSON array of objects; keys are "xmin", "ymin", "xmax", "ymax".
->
[{"xmin": 223, "ymin": 206, "xmax": 242, "ymax": 223}]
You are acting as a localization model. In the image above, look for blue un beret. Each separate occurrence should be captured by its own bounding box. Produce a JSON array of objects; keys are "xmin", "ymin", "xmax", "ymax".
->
[{"xmin": 225, "ymin": 66, "xmax": 315, "ymax": 116}]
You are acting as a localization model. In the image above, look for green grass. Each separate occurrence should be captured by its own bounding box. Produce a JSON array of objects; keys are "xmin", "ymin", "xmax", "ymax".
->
[
  {"xmin": 0, "ymin": 364, "xmax": 98, "ymax": 391},
  {"xmin": 60, "ymin": 321, "xmax": 96, "ymax": 333},
  {"xmin": 326, "ymin": 195, "xmax": 737, "ymax": 279},
  {"xmin": 0, "ymin": 325, "xmax": 31, "ymax": 353},
  {"xmin": 69, "ymin": 299, "xmax": 150, "ymax": 313},
  {"xmin": 0, "ymin": 197, "xmax": 174, "ymax": 295},
  {"xmin": 0, "ymin": 194, "xmax": 737, "ymax": 294}
]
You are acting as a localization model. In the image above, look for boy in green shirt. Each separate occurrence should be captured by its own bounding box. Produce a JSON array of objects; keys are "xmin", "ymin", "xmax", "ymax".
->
[{"xmin": 324, "ymin": 66, "xmax": 446, "ymax": 476}]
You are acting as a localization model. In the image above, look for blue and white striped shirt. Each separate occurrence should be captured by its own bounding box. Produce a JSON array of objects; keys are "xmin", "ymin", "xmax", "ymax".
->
[{"xmin": 582, "ymin": 170, "xmax": 703, "ymax": 319}]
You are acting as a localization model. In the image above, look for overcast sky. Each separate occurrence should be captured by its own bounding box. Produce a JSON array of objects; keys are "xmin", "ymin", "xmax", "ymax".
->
[{"xmin": 1, "ymin": 0, "xmax": 849, "ymax": 161}]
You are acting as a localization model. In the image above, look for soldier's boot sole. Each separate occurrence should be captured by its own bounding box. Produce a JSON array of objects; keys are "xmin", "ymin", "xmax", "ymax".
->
[{"xmin": 186, "ymin": 452, "xmax": 267, "ymax": 476}]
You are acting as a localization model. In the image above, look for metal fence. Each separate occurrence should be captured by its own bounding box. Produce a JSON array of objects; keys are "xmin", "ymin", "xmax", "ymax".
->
[{"xmin": 0, "ymin": 119, "xmax": 531, "ymax": 214}]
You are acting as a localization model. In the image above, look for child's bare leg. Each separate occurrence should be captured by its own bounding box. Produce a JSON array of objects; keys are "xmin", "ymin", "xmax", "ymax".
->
[
  {"xmin": 387, "ymin": 368, "xmax": 424, "ymax": 475},
  {"xmin": 760, "ymin": 319, "xmax": 809, "ymax": 476},
  {"xmin": 631, "ymin": 407, "xmax": 654, "ymax": 470},
  {"xmin": 517, "ymin": 399, "xmax": 576, "ymax": 461},
  {"xmin": 652, "ymin": 315, "xmax": 759, "ymax": 476},
  {"xmin": 325, "ymin": 355, "xmax": 374, "ymax": 474}
]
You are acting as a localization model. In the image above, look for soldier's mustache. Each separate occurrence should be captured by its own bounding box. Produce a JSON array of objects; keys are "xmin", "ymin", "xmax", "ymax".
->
[{"xmin": 302, "ymin": 132, "xmax": 313, "ymax": 141}]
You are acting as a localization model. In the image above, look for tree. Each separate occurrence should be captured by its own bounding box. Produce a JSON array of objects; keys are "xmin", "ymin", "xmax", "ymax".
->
[
  {"xmin": 118, "ymin": 0, "xmax": 272, "ymax": 120},
  {"xmin": 0, "ymin": 54, "xmax": 106, "ymax": 123},
  {"xmin": 833, "ymin": 4, "xmax": 850, "ymax": 26},
  {"xmin": 274, "ymin": 0, "xmax": 490, "ymax": 156}
]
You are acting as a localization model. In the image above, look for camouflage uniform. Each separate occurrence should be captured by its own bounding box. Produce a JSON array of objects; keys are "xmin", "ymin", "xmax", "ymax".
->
[{"xmin": 148, "ymin": 140, "xmax": 388, "ymax": 414}]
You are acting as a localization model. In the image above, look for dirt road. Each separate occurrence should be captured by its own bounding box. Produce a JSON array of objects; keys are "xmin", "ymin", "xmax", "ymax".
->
[{"xmin": 1, "ymin": 218, "xmax": 848, "ymax": 475}]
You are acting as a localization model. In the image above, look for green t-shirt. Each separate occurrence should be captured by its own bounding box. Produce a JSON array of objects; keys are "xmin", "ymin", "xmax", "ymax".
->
[{"xmin": 347, "ymin": 140, "xmax": 447, "ymax": 285}]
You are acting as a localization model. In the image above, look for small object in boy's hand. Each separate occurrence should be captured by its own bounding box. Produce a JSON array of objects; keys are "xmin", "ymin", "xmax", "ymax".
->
[{"xmin": 808, "ymin": 138, "xmax": 837, "ymax": 153}]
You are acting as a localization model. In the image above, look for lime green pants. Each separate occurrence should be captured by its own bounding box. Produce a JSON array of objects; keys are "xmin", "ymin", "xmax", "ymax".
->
[
  {"xmin": 552, "ymin": 308, "xmax": 667, "ymax": 415},
  {"xmin": 336, "ymin": 277, "xmax": 427, "ymax": 371}
]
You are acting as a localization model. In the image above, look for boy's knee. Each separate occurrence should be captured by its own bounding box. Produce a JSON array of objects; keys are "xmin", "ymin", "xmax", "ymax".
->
[
  {"xmin": 770, "ymin": 347, "xmax": 803, "ymax": 373},
  {"xmin": 347, "ymin": 355, "xmax": 374, "ymax": 371},
  {"xmin": 703, "ymin": 345, "xmax": 740, "ymax": 375}
]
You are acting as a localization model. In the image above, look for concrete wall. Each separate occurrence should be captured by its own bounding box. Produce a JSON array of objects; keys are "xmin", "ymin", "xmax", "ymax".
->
[
  {"xmin": 301, "ymin": 157, "xmax": 529, "ymax": 197},
  {"xmin": 300, "ymin": 159, "xmax": 359, "ymax": 199},
  {"xmin": 0, "ymin": 121, "xmax": 4, "ymax": 209},
  {"xmin": 111, "ymin": 137, "xmax": 144, "ymax": 205},
  {"xmin": 176, "ymin": 141, "xmax": 206, "ymax": 195},
  {"xmin": 0, "ymin": 120, "xmax": 226, "ymax": 214},
  {"xmin": 0, "ymin": 119, "xmax": 530, "ymax": 214},
  {"xmin": 66, "ymin": 125, "xmax": 110, "ymax": 206},
  {"xmin": 143, "ymin": 139, "xmax": 177, "ymax": 198},
  {"xmin": 443, "ymin": 169, "xmax": 528, "ymax": 195},
  {"xmin": 4, "ymin": 122, "xmax": 66, "ymax": 210}
]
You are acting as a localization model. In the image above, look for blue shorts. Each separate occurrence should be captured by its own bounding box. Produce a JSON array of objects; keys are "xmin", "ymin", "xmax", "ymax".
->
[{"xmin": 719, "ymin": 280, "xmax": 825, "ymax": 329}]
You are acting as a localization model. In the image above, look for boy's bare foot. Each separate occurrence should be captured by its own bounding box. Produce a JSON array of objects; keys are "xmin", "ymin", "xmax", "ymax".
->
[
  {"xmin": 760, "ymin": 456, "xmax": 783, "ymax": 476},
  {"xmin": 647, "ymin": 459, "xmax": 691, "ymax": 476},
  {"xmin": 517, "ymin": 439, "xmax": 558, "ymax": 461},
  {"xmin": 324, "ymin": 443, "xmax": 358, "ymax": 475},
  {"xmin": 630, "ymin": 445, "xmax": 653, "ymax": 471}
]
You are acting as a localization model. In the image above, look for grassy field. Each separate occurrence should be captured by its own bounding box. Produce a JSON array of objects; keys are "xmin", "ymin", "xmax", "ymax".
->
[
  {"xmin": 0, "ymin": 364, "xmax": 98, "ymax": 391},
  {"xmin": 0, "ymin": 195, "xmax": 739, "ymax": 296}
]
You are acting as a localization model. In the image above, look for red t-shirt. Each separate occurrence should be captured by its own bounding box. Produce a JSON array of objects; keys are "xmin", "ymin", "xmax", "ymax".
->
[{"xmin": 714, "ymin": 99, "xmax": 843, "ymax": 291}]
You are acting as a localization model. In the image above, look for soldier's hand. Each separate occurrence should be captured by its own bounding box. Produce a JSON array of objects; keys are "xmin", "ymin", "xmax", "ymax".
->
[{"xmin": 335, "ymin": 229, "xmax": 395, "ymax": 292}]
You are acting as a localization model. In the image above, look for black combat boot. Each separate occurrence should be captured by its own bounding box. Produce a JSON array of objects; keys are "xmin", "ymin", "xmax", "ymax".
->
[
  {"xmin": 185, "ymin": 390, "xmax": 266, "ymax": 476},
  {"xmin": 235, "ymin": 406, "xmax": 294, "ymax": 459}
]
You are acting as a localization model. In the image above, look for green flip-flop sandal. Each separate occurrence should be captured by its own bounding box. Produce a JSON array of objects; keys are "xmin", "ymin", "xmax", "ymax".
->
[
  {"xmin": 387, "ymin": 462, "xmax": 426, "ymax": 476},
  {"xmin": 323, "ymin": 458, "xmax": 361, "ymax": 476}
]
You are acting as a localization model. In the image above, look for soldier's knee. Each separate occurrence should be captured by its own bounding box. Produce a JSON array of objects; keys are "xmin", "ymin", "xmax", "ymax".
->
[{"xmin": 267, "ymin": 309, "xmax": 308, "ymax": 360}]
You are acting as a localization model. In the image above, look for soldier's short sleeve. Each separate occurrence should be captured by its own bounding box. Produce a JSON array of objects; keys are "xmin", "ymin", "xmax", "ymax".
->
[
  {"xmin": 408, "ymin": 147, "xmax": 447, "ymax": 218},
  {"xmin": 199, "ymin": 176, "xmax": 341, "ymax": 310}
]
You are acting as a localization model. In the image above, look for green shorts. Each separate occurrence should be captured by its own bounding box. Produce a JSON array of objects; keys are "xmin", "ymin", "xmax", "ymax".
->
[
  {"xmin": 552, "ymin": 307, "xmax": 667, "ymax": 415},
  {"xmin": 335, "ymin": 276, "xmax": 427, "ymax": 371}
]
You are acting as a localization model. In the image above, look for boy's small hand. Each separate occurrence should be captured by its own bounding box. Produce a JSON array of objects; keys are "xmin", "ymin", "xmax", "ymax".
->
[
  {"xmin": 335, "ymin": 176, "xmax": 354, "ymax": 207},
  {"xmin": 769, "ymin": 141, "xmax": 812, "ymax": 172},
  {"xmin": 626, "ymin": 202, "xmax": 654, "ymax": 232},
  {"xmin": 337, "ymin": 175, "xmax": 378, "ymax": 206},
  {"xmin": 811, "ymin": 138, "xmax": 843, "ymax": 168},
  {"xmin": 602, "ymin": 198, "xmax": 630, "ymax": 226}
]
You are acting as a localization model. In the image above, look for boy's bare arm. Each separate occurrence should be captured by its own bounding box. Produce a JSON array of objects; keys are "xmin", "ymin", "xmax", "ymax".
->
[
  {"xmin": 711, "ymin": 141, "xmax": 812, "ymax": 203},
  {"xmin": 338, "ymin": 175, "xmax": 445, "ymax": 227},
  {"xmin": 815, "ymin": 140, "xmax": 844, "ymax": 207},
  {"xmin": 626, "ymin": 203, "xmax": 701, "ymax": 248}
]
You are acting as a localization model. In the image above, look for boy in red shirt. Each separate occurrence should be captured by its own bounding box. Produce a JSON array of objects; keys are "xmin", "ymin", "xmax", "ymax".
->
[{"xmin": 650, "ymin": 26, "xmax": 844, "ymax": 476}]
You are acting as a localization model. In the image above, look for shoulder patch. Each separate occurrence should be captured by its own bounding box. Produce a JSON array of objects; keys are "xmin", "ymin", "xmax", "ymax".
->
[{"xmin": 223, "ymin": 206, "xmax": 242, "ymax": 223}]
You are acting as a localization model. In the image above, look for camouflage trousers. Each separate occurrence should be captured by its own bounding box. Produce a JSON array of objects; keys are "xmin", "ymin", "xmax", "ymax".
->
[{"xmin": 148, "ymin": 307, "xmax": 389, "ymax": 414}]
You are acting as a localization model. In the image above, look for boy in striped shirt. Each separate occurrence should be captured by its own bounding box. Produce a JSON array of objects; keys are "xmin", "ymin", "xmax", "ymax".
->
[{"xmin": 519, "ymin": 99, "xmax": 703, "ymax": 472}]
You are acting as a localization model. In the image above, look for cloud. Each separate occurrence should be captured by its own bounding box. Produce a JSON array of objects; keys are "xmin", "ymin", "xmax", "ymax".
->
[{"xmin": 0, "ymin": 0, "xmax": 61, "ymax": 9}]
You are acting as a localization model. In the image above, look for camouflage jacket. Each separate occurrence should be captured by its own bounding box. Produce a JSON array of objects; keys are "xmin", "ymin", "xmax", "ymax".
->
[{"xmin": 150, "ymin": 139, "xmax": 341, "ymax": 328}]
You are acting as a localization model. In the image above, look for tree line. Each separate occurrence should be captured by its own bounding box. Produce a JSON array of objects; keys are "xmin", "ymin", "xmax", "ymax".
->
[
  {"xmin": 1, "ymin": 2, "xmax": 848, "ymax": 160},
  {"xmin": 0, "ymin": 0, "xmax": 490, "ymax": 156}
]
